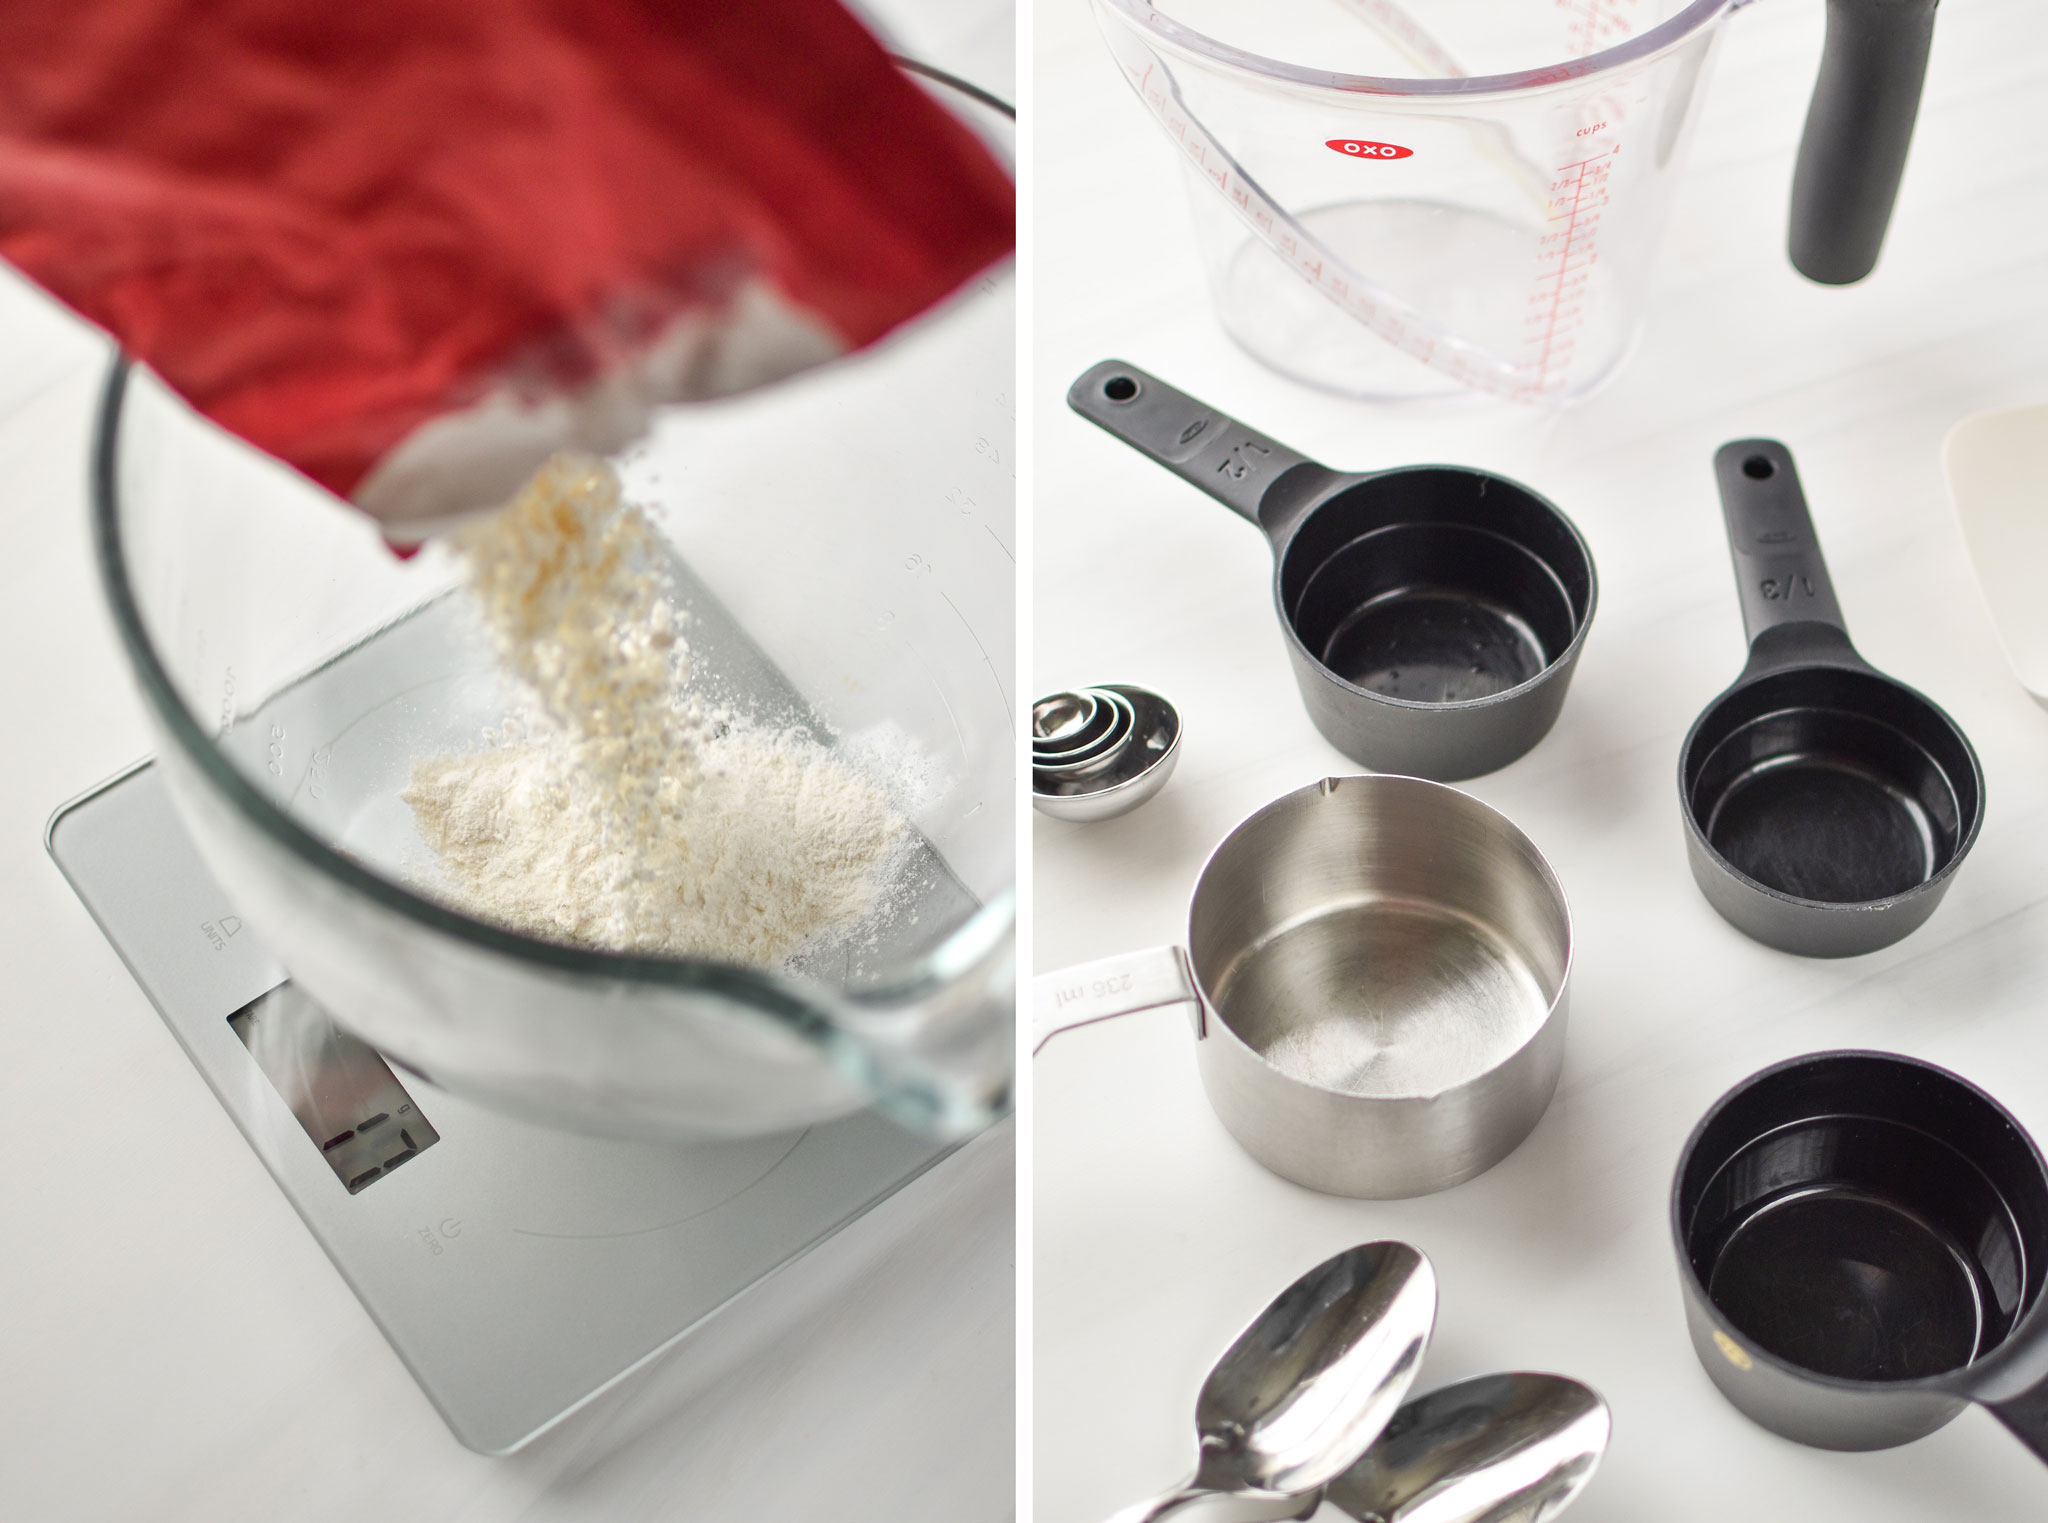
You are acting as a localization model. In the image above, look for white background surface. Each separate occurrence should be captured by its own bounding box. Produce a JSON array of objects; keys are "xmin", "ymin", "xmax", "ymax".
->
[
  {"xmin": 0, "ymin": 3, "xmax": 1015, "ymax": 1519},
  {"xmin": 1032, "ymin": 0, "xmax": 2048, "ymax": 1518}
]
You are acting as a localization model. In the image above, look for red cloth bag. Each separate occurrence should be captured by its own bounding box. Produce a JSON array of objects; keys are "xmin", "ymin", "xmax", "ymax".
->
[{"xmin": 0, "ymin": 0, "xmax": 1013, "ymax": 531}]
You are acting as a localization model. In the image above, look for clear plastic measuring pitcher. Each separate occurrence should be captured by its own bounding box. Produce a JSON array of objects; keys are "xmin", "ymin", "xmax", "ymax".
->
[{"xmin": 1090, "ymin": 0, "xmax": 1937, "ymax": 401}]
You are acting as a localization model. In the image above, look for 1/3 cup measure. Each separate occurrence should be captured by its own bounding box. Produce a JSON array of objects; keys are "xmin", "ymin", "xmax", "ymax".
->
[
  {"xmin": 1089, "ymin": 0, "xmax": 1938, "ymax": 401},
  {"xmin": 1680, "ymin": 440, "xmax": 1983, "ymax": 957}
]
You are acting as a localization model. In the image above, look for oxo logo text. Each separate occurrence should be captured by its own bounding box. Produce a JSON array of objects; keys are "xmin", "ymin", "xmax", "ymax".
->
[{"xmin": 1326, "ymin": 138, "xmax": 1413, "ymax": 160}]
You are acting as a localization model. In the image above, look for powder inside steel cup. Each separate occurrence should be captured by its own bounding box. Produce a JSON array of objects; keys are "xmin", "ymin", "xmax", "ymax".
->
[{"xmin": 1185, "ymin": 774, "xmax": 1571, "ymax": 1198}]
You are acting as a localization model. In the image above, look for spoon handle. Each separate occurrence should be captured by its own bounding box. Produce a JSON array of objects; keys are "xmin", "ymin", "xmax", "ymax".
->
[
  {"xmin": 1100, "ymin": 1483, "xmax": 1210, "ymax": 1523},
  {"xmin": 1101, "ymin": 1484, "xmax": 1323, "ymax": 1523}
]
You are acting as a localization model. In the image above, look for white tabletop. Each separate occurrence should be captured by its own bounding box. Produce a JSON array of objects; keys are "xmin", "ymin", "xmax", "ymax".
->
[
  {"xmin": 0, "ymin": 4, "xmax": 1016, "ymax": 1518},
  {"xmin": 1031, "ymin": 0, "xmax": 2048, "ymax": 1518}
]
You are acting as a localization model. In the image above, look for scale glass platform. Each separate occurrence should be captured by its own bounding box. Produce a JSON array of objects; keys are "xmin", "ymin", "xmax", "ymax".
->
[{"xmin": 48, "ymin": 760, "xmax": 961, "ymax": 1454}]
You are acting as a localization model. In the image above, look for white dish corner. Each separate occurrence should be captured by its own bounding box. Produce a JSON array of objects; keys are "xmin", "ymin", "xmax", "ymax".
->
[{"xmin": 1944, "ymin": 401, "xmax": 2048, "ymax": 712}]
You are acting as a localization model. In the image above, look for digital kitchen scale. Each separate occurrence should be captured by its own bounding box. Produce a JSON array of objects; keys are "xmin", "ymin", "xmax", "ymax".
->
[{"xmin": 47, "ymin": 760, "xmax": 961, "ymax": 1454}]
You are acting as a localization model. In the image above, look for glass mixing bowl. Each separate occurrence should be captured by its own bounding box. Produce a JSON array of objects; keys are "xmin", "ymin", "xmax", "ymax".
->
[{"xmin": 90, "ymin": 80, "xmax": 1014, "ymax": 1142}]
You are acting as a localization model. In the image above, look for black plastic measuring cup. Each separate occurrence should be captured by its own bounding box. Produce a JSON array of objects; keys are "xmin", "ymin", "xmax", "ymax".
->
[
  {"xmin": 1679, "ymin": 440, "xmax": 1983, "ymax": 957},
  {"xmin": 1673, "ymin": 1051, "xmax": 2048, "ymax": 1459},
  {"xmin": 1068, "ymin": 361, "xmax": 1595, "ymax": 781}
]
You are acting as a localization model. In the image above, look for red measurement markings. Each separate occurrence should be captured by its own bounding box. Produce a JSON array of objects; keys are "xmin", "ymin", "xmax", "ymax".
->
[
  {"xmin": 1522, "ymin": 146, "xmax": 1617, "ymax": 400},
  {"xmin": 1345, "ymin": 0, "xmax": 1466, "ymax": 78},
  {"xmin": 1555, "ymin": 0, "xmax": 1638, "ymax": 60}
]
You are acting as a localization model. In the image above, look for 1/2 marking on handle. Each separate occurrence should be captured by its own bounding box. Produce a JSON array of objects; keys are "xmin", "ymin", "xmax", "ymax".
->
[{"xmin": 1216, "ymin": 440, "xmax": 1272, "ymax": 481}]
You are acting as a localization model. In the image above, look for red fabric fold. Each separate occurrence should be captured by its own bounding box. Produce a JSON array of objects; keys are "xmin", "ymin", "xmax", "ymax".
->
[{"xmin": 0, "ymin": 0, "xmax": 1013, "ymax": 502}]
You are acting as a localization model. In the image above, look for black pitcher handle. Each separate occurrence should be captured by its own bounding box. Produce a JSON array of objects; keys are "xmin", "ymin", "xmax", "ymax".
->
[
  {"xmin": 1066, "ymin": 361, "xmax": 1331, "ymax": 539},
  {"xmin": 1712, "ymin": 439, "xmax": 1859, "ymax": 670},
  {"xmin": 1788, "ymin": 0, "xmax": 1938, "ymax": 284}
]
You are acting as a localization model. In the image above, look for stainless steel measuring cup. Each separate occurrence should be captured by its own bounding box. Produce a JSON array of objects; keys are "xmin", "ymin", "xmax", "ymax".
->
[
  {"xmin": 1089, "ymin": 0, "xmax": 1938, "ymax": 401},
  {"xmin": 1034, "ymin": 775, "xmax": 1572, "ymax": 1198},
  {"xmin": 1070, "ymin": 362, "xmax": 1595, "ymax": 780}
]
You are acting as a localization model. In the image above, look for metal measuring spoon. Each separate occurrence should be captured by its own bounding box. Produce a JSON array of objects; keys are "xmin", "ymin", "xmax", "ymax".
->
[
  {"xmin": 1035, "ymin": 688, "xmax": 1138, "ymax": 774},
  {"xmin": 1326, "ymin": 1373, "xmax": 1609, "ymax": 1523},
  {"xmin": 1103, "ymin": 1242, "xmax": 1437, "ymax": 1523},
  {"xmin": 1035, "ymin": 689, "xmax": 1113, "ymax": 752},
  {"xmin": 1033, "ymin": 685, "xmax": 1181, "ymax": 822}
]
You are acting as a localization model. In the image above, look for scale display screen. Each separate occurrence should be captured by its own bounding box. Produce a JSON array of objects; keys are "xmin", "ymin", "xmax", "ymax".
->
[{"xmin": 228, "ymin": 984, "xmax": 440, "ymax": 1193}]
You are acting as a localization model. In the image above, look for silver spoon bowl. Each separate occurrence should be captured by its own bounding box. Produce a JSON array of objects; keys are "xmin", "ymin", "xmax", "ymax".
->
[
  {"xmin": 1034, "ymin": 684, "xmax": 1181, "ymax": 822},
  {"xmin": 1103, "ymin": 1241, "xmax": 1438, "ymax": 1523},
  {"xmin": 1035, "ymin": 689, "xmax": 1113, "ymax": 753},
  {"xmin": 1326, "ymin": 1372, "xmax": 1609, "ymax": 1523},
  {"xmin": 1036, "ymin": 687, "xmax": 1138, "ymax": 773}
]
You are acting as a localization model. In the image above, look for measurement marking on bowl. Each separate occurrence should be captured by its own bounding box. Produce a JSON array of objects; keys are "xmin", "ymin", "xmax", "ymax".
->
[
  {"xmin": 1524, "ymin": 145, "xmax": 1616, "ymax": 399},
  {"xmin": 1340, "ymin": 0, "xmax": 1465, "ymax": 78},
  {"xmin": 939, "ymin": 587, "xmax": 1014, "ymax": 724},
  {"xmin": 1107, "ymin": 43, "xmax": 1533, "ymax": 400},
  {"xmin": 1558, "ymin": 0, "xmax": 1639, "ymax": 59}
]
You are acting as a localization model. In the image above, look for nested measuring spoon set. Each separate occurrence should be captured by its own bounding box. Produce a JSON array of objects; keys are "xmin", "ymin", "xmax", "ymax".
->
[{"xmin": 1036, "ymin": 360, "xmax": 2048, "ymax": 1494}]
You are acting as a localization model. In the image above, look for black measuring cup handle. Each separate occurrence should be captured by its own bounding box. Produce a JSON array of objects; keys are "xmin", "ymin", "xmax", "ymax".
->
[
  {"xmin": 1067, "ymin": 361, "xmax": 1336, "ymax": 543},
  {"xmin": 1713, "ymin": 439, "xmax": 1862, "ymax": 675},
  {"xmin": 1970, "ymin": 1306, "xmax": 2048, "ymax": 1463},
  {"xmin": 1788, "ymin": 0, "xmax": 1938, "ymax": 284},
  {"xmin": 1990, "ymin": 1386, "xmax": 2048, "ymax": 1464}
]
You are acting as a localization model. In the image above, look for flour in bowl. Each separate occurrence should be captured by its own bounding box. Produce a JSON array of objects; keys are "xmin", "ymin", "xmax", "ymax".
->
[{"xmin": 402, "ymin": 453, "xmax": 909, "ymax": 966}]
